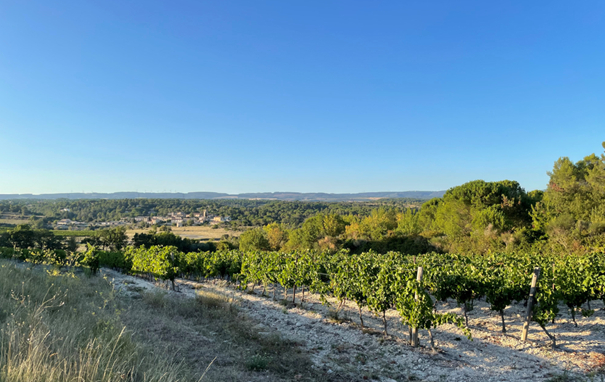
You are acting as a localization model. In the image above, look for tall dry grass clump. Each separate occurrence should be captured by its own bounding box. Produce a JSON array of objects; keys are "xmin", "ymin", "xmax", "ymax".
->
[{"xmin": 0, "ymin": 261, "xmax": 190, "ymax": 382}]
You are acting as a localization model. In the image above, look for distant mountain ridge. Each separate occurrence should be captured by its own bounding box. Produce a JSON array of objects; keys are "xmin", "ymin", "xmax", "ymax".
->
[{"xmin": 0, "ymin": 191, "xmax": 445, "ymax": 201}]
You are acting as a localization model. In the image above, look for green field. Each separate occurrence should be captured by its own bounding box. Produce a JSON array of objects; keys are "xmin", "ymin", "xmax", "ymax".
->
[{"xmin": 51, "ymin": 230, "xmax": 96, "ymax": 237}]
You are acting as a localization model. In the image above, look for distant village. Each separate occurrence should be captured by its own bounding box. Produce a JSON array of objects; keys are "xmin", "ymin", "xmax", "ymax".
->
[{"xmin": 54, "ymin": 210, "xmax": 231, "ymax": 230}]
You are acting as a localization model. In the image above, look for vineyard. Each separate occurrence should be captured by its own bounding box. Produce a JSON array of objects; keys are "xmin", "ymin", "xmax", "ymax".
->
[{"xmin": 2, "ymin": 245, "xmax": 604, "ymax": 351}]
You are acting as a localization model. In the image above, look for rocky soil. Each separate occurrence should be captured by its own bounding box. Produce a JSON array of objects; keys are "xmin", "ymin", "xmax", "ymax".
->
[{"xmin": 104, "ymin": 270, "xmax": 605, "ymax": 382}]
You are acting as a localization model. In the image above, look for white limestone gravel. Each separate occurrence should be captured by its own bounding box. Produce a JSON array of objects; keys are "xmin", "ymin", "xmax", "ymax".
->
[{"xmin": 104, "ymin": 270, "xmax": 605, "ymax": 382}]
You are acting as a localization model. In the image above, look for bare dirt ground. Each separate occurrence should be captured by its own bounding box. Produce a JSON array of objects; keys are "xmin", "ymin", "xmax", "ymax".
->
[{"xmin": 104, "ymin": 270, "xmax": 605, "ymax": 382}]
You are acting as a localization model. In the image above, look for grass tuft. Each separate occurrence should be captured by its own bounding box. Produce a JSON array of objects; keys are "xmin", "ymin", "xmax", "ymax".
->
[
  {"xmin": 245, "ymin": 354, "xmax": 271, "ymax": 371},
  {"xmin": 195, "ymin": 290, "xmax": 232, "ymax": 310}
]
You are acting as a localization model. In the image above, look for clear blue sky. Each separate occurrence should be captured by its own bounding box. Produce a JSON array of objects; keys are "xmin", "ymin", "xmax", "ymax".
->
[{"xmin": 1, "ymin": 1, "xmax": 604, "ymax": 194}]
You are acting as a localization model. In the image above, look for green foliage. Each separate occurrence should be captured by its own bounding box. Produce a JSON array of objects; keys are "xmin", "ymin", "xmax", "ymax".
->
[
  {"xmin": 127, "ymin": 246, "xmax": 180, "ymax": 286},
  {"xmin": 529, "ymin": 145, "xmax": 605, "ymax": 254},
  {"xmin": 322, "ymin": 214, "xmax": 346, "ymax": 237},
  {"xmin": 0, "ymin": 246, "xmax": 80, "ymax": 267},
  {"xmin": 397, "ymin": 209, "xmax": 422, "ymax": 235},
  {"xmin": 81, "ymin": 227, "xmax": 128, "ymax": 251},
  {"xmin": 132, "ymin": 230, "xmax": 203, "ymax": 253},
  {"xmin": 239, "ymin": 228, "xmax": 271, "ymax": 251},
  {"xmin": 82, "ymin": 244, "xmax": 100, "ymax": 275},
  {"xmin": 0, "ymin": 225, "xmax": 65, "ymax": 250},
  {"xmin": 263, "ymin": 223, "xmax": 289, "ymax": 250},
  {"xmin": 392, "ymin": 262, "xmax": 470, "ymax": 340},
  {"xmin": 480, "ymin": 253, "xmax": 528, "ymax": 331},
  {"xmin": 98, "ymin": 249, "xmax": 132, "ymax": 272},
  {"xmin": 422, "ymin": 180, "xmax": 534, "ymax": 242},
  {"xmin": 327, "ymin": 251, "xmax": 375, "ymax": 319}
]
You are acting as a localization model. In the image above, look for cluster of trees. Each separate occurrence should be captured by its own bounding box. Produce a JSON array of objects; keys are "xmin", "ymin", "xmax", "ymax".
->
[
  {"xmin": 531, "ymin": 144, "xmax": 605, "ymax": 254},
  {"xmin": 414, "ymin": 179, "xmax": 540, "ymax": 253},
  {"xmin": 0, "ymin": 203, "xmax": 33, "ymax": 216},
  {"xmin": 418, "ymin": 141, "xmax": 605, "ymax": 255},
  {"xmin": 80, "ymin": 227, "xmax": 129, "ymax": 251},
  {"xmin": 0, "ymin": 224, "xmax": 75, "ymax": 251},
  {"xmin": 1, "ymin": 225, "xmax": 130, "ymax": 252},
  {"xmin": 238, "ymin": 210, "xmax": 436, "ymax": 255},
  {"xmin": 238, "ymin": 142, "xmax": 605, "ymax": 256},
  {"xmin": 0, "ymin": 224, "xmax": 221, "ymax": 254},
  {"xmin": 132, "ymin": 229, "xmax": 217, "ymax": 253}
]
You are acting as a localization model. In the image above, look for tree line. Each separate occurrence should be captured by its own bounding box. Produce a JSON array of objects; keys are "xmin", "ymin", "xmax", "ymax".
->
[
  {"xmin": 3, "ymin": 141, "xmax": 604, "ymax": 257},
  {"xmin": 0, "ymin": 198, "xmax": 425, "ymax": 228},
  {"xmin": 0, "ymin": 224, "xmax": 228, "ymax": 254},
  {"xmin": 238, "ymin": 142, "xmax": 605, "ymax": 256}
]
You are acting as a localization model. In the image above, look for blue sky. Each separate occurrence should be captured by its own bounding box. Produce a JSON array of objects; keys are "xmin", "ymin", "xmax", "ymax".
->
[{"xmin": 1, "ymin": 1, "xmax": 604, "ymax": 194}]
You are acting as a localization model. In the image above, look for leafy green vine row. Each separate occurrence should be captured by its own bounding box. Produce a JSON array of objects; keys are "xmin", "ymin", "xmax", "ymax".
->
[{"xmin": 2, "ymin": 245, "xmax": 604, "ymax": 348}]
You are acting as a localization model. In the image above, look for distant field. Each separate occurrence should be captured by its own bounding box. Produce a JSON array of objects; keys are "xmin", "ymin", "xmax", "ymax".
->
[
  {"xmin": 0, "ymin": 216, "xmax": 242, "ymax": 241},
  {"xmin": 127, "ymin": 226, "xmax": 242, "ymax": 240},
  {"xmin": 0, "ymin": 218, "xmax": 29, "ymax": 225},
  {"xmin": 51, "ymin": 230, "xmax": 96, "ymax": 237}
]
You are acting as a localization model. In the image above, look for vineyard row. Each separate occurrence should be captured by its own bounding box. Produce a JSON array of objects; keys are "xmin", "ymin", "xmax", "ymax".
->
[{"xmin": 1, "ymin": 246, "xmax": 604, "ymax": 348}]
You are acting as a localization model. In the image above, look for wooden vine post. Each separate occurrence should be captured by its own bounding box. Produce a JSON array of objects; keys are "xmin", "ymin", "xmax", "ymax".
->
[
  {"xmin": 170, "ymin": 251, "xmax": 176, "ymax": 291},
  {"xmin": 411, "ymin": 266, "xmax": 424, "ymax": 347},
  {"xmin": 521, "ymin": 267, "xmax": 541, "ymax": 342}
]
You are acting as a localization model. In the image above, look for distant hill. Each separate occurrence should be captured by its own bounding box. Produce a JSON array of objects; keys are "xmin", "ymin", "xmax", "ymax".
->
[{"xmin": 0, "ymin": 191, "xmax": 445, "ymax": 202}]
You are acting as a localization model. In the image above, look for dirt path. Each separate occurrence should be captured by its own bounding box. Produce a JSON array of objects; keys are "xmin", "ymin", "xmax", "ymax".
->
[{"xmin": 104, "ymin": 270, "xmax": 605, "ymax": 382}]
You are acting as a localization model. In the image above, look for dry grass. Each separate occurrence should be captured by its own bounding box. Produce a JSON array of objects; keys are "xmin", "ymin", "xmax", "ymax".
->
[
  {"xmin": 0, "ymin": 260, "xmax": 191, "ymax": 382},
  {"xmin": 122, "ymin": 288, "xmax": 331, "ymax": 382},
  {"xmin": 127, "ymin": 226, "xmax": 241, "ymax": 240},
  {"xmin": 0, "ymin": 261, "xmax": 331, "ymax": 382},
  {"xmin": 0, "ymin": 218, "xmax": 29, "ymax": 226},
  {"xmin": 194, "ymin": 290, "xmax": 232, "ymax": 309}
]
